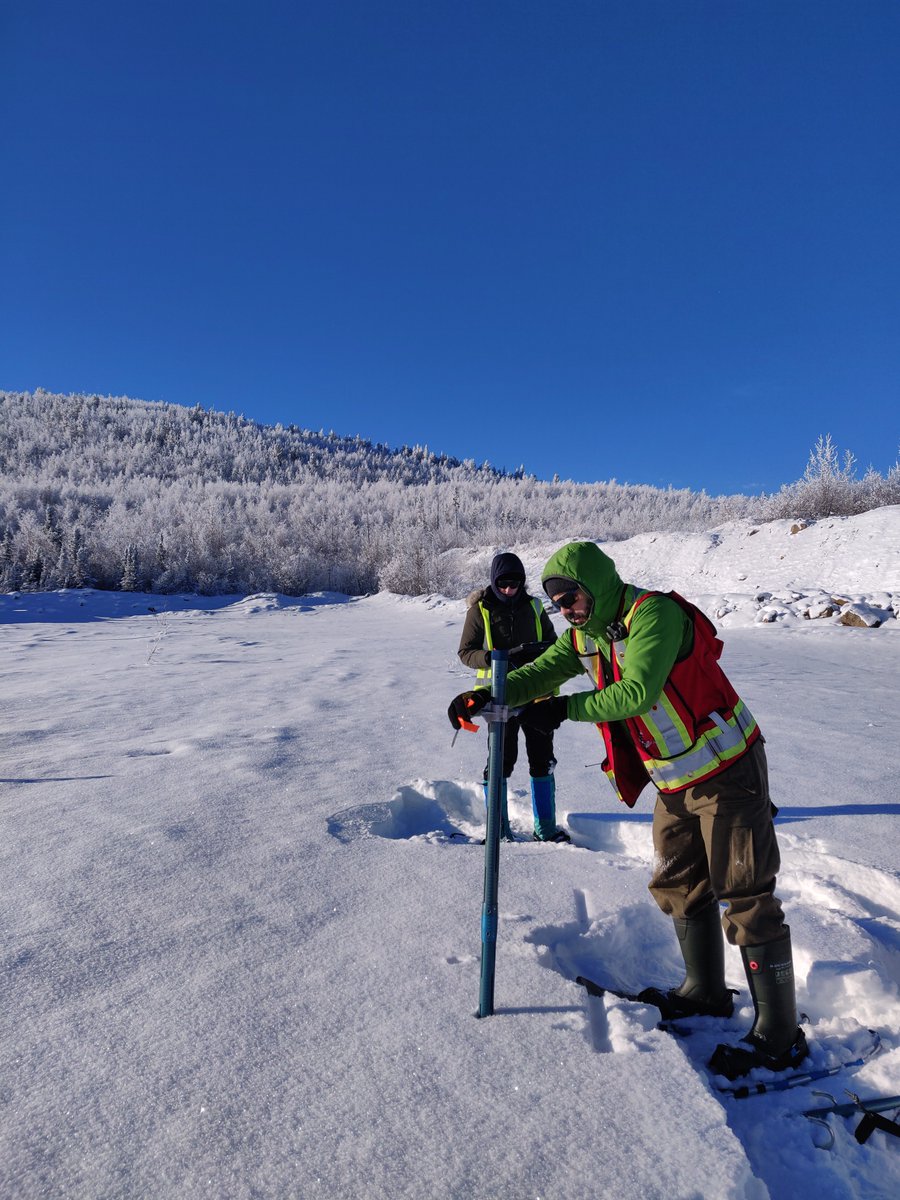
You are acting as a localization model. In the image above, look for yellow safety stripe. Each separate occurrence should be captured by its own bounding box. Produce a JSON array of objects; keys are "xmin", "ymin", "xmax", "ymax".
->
[
  {"xmin": 636, "ymin": 692, "xmax": 693, "ymax": 757},
  {"xmin": 575, "ymin": 612, "xmax": 757, "ymax": 793},
  {"xmin": 642, "ymin": 703, "xmax": 758, "ymax": 791},
  {"xmin": 611, "ymin": 591, "xmax": 695, "ymax": 757},
  {"xmin": 572, "ymin": 628, "xmax": 602, "ymax": 683},
  {"xmin": 477, "ymin": 599, "xmax": 543, "ymax": 682},
  {"xmin": 610, "ymin": 591, "xmax": 653, "ymax": 666}
]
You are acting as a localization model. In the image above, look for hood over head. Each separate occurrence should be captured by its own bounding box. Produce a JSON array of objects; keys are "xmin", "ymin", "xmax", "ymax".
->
[
  {"xmin": 541, "ymin": 541, "xmax": 625, "ymax": 634},
  {"xmin": 489, "ymin": 552, "xmax": 527, "ymax": 604}
]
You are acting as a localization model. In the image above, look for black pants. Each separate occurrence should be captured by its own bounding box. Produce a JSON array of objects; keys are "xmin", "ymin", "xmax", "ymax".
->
[{"xmin": 483, "ymin": 709, "xmax": 555, "ymax": 781}]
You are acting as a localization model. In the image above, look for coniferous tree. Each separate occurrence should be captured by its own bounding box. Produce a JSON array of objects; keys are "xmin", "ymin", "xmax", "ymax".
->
[{"xmin": 120, "ymin": 545, "xmax": 139, "ymax": 592}]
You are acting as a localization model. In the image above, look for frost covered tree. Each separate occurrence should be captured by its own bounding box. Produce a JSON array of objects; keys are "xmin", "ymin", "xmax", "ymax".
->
[
  {"xmin": 763, "ymin": 434, "xmax": 897, "ymax": 520},
  {"xmin": 1, "ymin": 390, "xmax": 897, "ymax": 597},
  {"xmin": 120, "ymin": 545, "xmax": 139, "ymax": 592}
]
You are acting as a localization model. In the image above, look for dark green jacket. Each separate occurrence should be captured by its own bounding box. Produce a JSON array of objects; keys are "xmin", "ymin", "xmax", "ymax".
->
[{"xmin": 503, "ymin": 541, "xmax": 693, "ymax": 723}]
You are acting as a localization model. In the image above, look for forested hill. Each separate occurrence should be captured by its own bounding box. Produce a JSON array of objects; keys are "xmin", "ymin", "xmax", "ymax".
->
[
  {"xmin": 1, "ymin": 390, "xmax": 897, "ymax": 598},
  {"xmin": 0, "ymin": 389, "xmax": 513, "ymax": 489}
]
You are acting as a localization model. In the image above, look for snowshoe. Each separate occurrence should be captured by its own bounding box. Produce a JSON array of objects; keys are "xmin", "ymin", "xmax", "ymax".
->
[
  {"xmin": 709, "ymin": 1027, "xmax": 808, "ymax": 1081},
  {"xmin": 630, "ymin": 986, "xmax": 734, "ymax": 1022},
  {"xmin": 576, "ymin": 977, "xmax": 734, "ymax": 1022}
]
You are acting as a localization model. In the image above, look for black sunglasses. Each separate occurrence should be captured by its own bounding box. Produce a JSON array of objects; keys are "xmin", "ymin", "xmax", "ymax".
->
[
  {"xmin": 496, "ymin": 577, "xmax": 523, "ymax": 589},
  {"xmin": 552, "ymin": 590, "xmax": 580, "ymax": 610}
]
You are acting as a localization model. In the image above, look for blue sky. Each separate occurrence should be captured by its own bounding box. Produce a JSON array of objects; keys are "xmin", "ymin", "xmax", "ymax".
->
[{"xmin": 2, "ymin": 1, "xmax": 898, "ymax": 496}]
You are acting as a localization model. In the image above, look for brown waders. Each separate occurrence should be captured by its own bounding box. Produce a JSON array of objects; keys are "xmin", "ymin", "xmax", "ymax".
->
[{"xmin": 647, "ymin": 739, "xmax": 807, "ymax": 1076}]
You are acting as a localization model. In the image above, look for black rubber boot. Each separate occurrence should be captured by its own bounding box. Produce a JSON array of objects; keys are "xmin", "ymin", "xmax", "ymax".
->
[
  {"xmin": 708, "ymin": 928, "xmax": 808, "ymax": 1080},
  {"xmin": 665, "ymin": 903, "xmax": 735, "ymax": 1019}
]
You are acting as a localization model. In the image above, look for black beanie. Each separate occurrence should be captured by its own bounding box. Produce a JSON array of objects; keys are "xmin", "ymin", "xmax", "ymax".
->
[{"xmin": 542, "ymin": 575, "xmax": 580, "ymax": 600}]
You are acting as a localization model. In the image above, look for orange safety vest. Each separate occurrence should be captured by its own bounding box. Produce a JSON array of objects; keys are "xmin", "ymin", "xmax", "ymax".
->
[{"xmin": 572, "ymin": 591, "xmax": 760, "ymax": 807}]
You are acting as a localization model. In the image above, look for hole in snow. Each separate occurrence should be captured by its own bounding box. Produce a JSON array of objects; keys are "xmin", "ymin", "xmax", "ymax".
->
[{"xmin": 327, "ymin": 780, "xmax": 484, "ymax": 843}]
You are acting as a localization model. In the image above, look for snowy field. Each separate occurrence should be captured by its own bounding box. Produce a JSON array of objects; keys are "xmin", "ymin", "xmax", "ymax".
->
[{"xmin": 2, "ymin": 509, "xmax": 899, "ymax": 1200}]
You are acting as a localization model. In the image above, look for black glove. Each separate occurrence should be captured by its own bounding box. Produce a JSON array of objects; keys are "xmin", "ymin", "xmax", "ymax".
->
[
  {"xmin": 448, "ymin": 689, "xmax": 490, "ymax": 730},
  {"xmin": 519, "ymin": 695, "xmax": 568, "ymax": 733},
  {"xmin": 508, "ymin": 641, "xmax": 552, "ymax": 669}
]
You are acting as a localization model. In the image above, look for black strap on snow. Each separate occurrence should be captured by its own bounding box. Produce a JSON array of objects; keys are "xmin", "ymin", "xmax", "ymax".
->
[{"xmin": 855, "ymin": 1109, "xmax": 900, "ymax": 1145}]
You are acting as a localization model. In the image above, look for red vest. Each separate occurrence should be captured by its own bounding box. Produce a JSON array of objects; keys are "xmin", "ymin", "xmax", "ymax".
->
[{"xmin": 573, "ymin": 591, "xmax": 760, "ymax": 807}]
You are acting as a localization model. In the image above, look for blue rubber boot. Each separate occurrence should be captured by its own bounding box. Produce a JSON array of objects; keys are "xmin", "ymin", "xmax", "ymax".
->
[
  {"xmin": 531, "ymin": 775, "xmax": 570, "ymax": 842},
  {"xmin": 483, "ymin": 778, "xmax": 514, "ymax": 841}
]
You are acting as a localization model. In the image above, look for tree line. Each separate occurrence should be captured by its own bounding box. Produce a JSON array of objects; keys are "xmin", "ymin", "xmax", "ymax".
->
[{"xmin": 1, "ymin": 390, "xmax": 898, "ymax": 597}]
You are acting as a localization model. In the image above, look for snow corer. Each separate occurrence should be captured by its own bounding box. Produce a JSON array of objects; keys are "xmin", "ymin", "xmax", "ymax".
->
[{"xmin": 478, "ymin": 648, "xmax": 509, "ymax": 1018}]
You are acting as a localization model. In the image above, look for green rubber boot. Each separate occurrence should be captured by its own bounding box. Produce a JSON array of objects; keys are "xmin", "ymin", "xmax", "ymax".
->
[
  {"xmin": 666, "ymin": 902, "xmax": 734, "ymax": 1018},
  {"xmin": 708, "ymin": 928, "xmax": 808, "ymax": 1080}
]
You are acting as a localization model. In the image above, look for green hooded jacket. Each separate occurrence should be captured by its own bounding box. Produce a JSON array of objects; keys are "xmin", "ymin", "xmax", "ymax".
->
[{"xmin": 502, "ymin": 541, "xmax": 693, "ymax": 724}]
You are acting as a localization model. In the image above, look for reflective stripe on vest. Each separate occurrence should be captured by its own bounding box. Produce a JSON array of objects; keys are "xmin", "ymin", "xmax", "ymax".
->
[
  {"xmin": 572, "ymin": 592, "xmax": 759, "ymax": 796},
  {"xmin": 476, "ymin": 598, "xmax": 544, "ymax": 683},
  {"xmin": 641, "ymin": 701, "xmax": 758, "ymax": 790}
]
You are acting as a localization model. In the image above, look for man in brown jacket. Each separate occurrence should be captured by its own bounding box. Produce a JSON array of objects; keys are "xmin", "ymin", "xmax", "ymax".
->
[{"xmin": 457, "ymin": 552, "xmax": 569, "ymax": 842}]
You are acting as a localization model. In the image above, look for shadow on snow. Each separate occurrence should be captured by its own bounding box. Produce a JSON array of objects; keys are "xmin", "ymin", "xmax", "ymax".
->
[{"xmin": 0, "ymin": 589, "xmax": 357, "ymax": 625}]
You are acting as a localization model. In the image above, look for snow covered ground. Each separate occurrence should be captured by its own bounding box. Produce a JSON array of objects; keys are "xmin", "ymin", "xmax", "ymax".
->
[{"xmin": 2, "ymin": 508, "xmax": 899, "ymax": 1199}]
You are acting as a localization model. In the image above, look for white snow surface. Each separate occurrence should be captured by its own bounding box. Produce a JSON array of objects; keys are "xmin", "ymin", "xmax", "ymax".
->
[{"xmin": 2, "ymin": 507, "xmax": 899, "ymax": 1199}]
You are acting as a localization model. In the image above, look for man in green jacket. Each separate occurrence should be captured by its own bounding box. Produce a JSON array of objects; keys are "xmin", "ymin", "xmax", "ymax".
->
[{"xmin": 448, "ymin": 540, "xmax": 807, "ymax": 1081}]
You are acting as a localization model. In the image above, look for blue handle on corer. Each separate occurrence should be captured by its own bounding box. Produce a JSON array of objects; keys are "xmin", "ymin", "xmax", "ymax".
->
[{"xmin": 481, "ymin": 905, "xmax": 498, "ymax": 944}]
